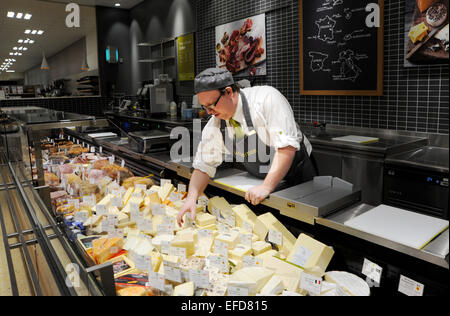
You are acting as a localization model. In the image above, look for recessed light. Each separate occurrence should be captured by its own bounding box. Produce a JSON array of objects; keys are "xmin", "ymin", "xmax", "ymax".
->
[
  {"xmin": 29, "ymin": 40, "xmax": 34, "ymax": 44},
  {"xmin": 18, "ymin": 47, "xmax": 23, "ymax": 51},
  {"xmin": 24, "ymin": 13, "xmax": 32, "ymax": 20},
  {"xmin": 7, "ymin": 12, "xmax": 15, "ymax": 18},
  {"xmin": 13, "ymin": 47, "xmax": 18, "ymax": 50},
  {"xmin": 9, "ymin": 53, "xmax": 13, "ymax": 56},
  {"xmin": 31, "ymin": 30, "xmax": 37, "ymax": 34},
  {"xmin": 115, "ymin": 3, "xmax": 121, "ymax": 7},
  {"xmin": 25, "ymin": 29, "xmax": 31, "ymax": 34},
  {"xmin": 23, "ymin": 47, "xmax": 28, "ymax": 51},
  {"xmin": 37, "ymin": 30, "xmax": 44, "ymax": 35},
  {"xmin": 6, "ymin": 70, "xmax": 15, "ymax": 73},
  {"xmin": 18, "ymin": 39, "xmax": 24, "ymax": 43},
  {"xmin": 16, "ymin": 13, "xmax": 23, "ymax": 19},
  {"xmin": 17, "ymin": 53, "xmax": 22, "ymax": 56}
]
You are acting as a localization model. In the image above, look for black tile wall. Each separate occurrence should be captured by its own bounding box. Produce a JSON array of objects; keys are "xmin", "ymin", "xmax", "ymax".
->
[
  {"xmin": 0, "ymin": 97, "xmax": 112, "ymax": 117},
  {"xmin": 195, "ymin": 0, "xmax": 449, "ymax": 135}
]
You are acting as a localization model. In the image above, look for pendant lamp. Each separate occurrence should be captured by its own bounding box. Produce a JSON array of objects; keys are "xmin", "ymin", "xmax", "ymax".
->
[{"xmin": 41, "ymin": 52, "xmax": 49, "ymax": 70}]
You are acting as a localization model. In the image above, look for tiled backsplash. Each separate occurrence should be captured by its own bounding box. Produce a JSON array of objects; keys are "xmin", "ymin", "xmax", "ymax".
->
[{"xmin": 196, "ymin": 0, "xmax": 449, "ymax": 135}]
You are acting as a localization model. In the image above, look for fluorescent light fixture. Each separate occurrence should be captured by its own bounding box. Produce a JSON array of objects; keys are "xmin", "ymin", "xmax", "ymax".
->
[
  {"xmin": 18, "ymin": 39, "xmax": 24, "ymax": 43},
  {"xmin": 115, "ymin": 3, "xmax": 121, "ymax": 7},
  {"xmin": 18, "ymin": 53, "xmax": 22, "ymax": 56},
  {"xmin": 16, "ymin": 12, "xmax": 23, "ymax": 19},
  {"xmin": 37, "ymin": 30, "xmax": 44, "ymax": 35},
  {"xmin": 24, "ymin": 13, "xmax": 32, "ymax": 20},
  {"xmin": 18, "ymin": 47, "xmax": 23, "ymax": 51},
  {"xmin": 25, "ymin": 29, "xmax": 31, "ymax": 34},
  {"xmin": 6, "ymin": 70, "xmax": 15, "ymax": 73},
  {"xmin": 31, "ymin": 30, "xmax": 37, "ymax": 34},
  {"xmin": 7, "ymin": 11, "xmax": 15, "ymax": 18},
  {"xmin": 23, "ymin": 47, "xmax": 28, "ymax": 51},
  {"xmin": 29, "ymin": 40, "xmax": 34, "ymax": 44},
  {"xmin": 14, "ymin": 52, "xmax": 18, "ymax": 56},
  {"xmin": 9, "ymin": 53, "xmax": 13, "ymax": 56},
  {"xmin": 13, "ymin": 47, "xmax": 18, "ymax": 50}
]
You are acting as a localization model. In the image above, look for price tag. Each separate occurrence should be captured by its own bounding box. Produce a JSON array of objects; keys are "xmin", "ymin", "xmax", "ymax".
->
[
  {"xmin": 214, "ymin": 240, "xmax": 229, "ymax": 258},
  {"xmin": 108, "ymin": 229, "xmax": 124, "ymax": 238},
  {"xmin": 101, "ymin": 219, "xmax": 115, "ymax": 233},
  {"xmin": 177, "ymin": 184, "xmax": 187, "ymax": 193},
  {"xmin": 137, "ymin": 218, "xmax": 153, "ymax": 231},
  {"xmin": 224, "ymin": 214, "xmax": 236, "ymax": 227},
  {"xmin": 208, "ymin": 255, "xmax": 228, "ymax": 273},
  {"xmin": 291, "ymin": 245, "xmax": 312, "ymax": 268},
  {"xmin": 109, "ymin": 155, "xmax": 115, "ymax": 165},
  {"xmin": 217, "ymin": 223, "xmax": 230, "ymax": 235},
  {"xmin": 90, "ymin": 146, "xmax": 96, "ymax": 153},
  {"xmin": 198, "ymin": 229, "xmax": 214, "ymax": 240},
  {"xmin": 168, "ymin": 192, "xmax": 181, "ymax": 202},
  {"xmin": 106, "ymin": 214, "xmax": 119, "ymax": 225},
  {"xmin": 160, "ymin": 179, "xmax": 171, "ymax": 187},
  {"xmin": 212, "ymin": 207, "xmax": 221, "ymax": 219},
  {"xmin": 131, "ymin": 192, "xmax": 142, "ymax": 199},
  {"xmin": 83, "ymin": 195, "xmax": 96, "ymax": 207},
  {"xmin": 242, "ymin": 221, "xmax": 253, "ymax": 233},
  {"xmin": 148, "ymin": 272, "xmax": 165, "ymax": 291},
  {"xmin": 157, "ymin": 224, "xmax": 174, "ymax": 235},
  {"xmin": 165, "ymin": 265, "xmax": 182, "ymax": 283},
  {"xmin": 68, "ymin": 136, "xmax": 71, "ymax": 141},
  {"xmin": 68, "ymin": 199, "xmax": 80, "ymax": 210},
  {"xmin": 268, "ymin": 229, "xmax": 283, "ymax": 246},
  {"xmin": 96, "ymin": 204, "xmax": 108, "ymax": 215},
  {"xmin": 227, "ymin": 285, "xmax": 249, "ymax": 296},
  {"xmin": 239, "ymin": 234, "xmax": 253, "ymax": 248},
  {"xmin": 242, "ymin": 256, "xmax": 262, "ymax": 268},
  {"xmin": 135, "ymin": 184, "xmax": 147, "ymax": 192},
  {"xmin": 152, "ymin": 204, "xmax": 166, "ymax": 215},
  {"xmin": 398, "ymin": 275, "xmax": 424, "ymax": 296},
  {"xmin": 121, "ymin": 159, "xmax": 125, "ymax": 168},
  {"xmin": 135, "ymin": 254, "xmax": 153, "ymax": 272},
  {"xmin": 163, "ymin": 216, "xmax": 176, "ymax": 226},
  {"xmin": 76, "ymin": 139, "xmax": 80, "ymax": 145},
  {"xmin": 99, "ymin": 146, "xmax": 103, "ymax": 154},
  {"xmin": 300, "ymin": 273, "xmax": 323, "ymax": 296},
  {"xmin": 362, "ymin": 258, "xmax": 383, "ymax": 284},
  {"xmin": 110, "ymin": 197, "xmax": 123, "ymax": 208},
  {"xmin": 161, "ymin": 240, "xmax": 171, "ymax": 255},
  {"xmin": 169, "ymin": 247, "xmax": 187, "ymax": 260},
  {"xmin": 190, "ymin": 269, "xmax": 210, "ymax": 289},
  {"xmin": 74, "ymin": 211, "xmax": 89, "ymax": 223},
  {"xmin": 82, "ymin": 142, "xmax": 85, "ymax": 148}
]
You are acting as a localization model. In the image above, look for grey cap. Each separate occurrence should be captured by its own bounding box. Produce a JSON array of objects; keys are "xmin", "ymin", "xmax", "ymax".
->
[{"xmin": 194, "ymin": 68, "xmax": 234, "ymax": 94}]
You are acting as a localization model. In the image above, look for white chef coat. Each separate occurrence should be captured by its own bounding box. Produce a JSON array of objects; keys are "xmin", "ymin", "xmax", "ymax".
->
[{"xmin": 193, "ymin": 86, "xmax": 312, "ymax": 178}]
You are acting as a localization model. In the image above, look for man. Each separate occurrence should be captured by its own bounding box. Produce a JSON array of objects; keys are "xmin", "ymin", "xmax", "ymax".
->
[{"xmin": 177, "ymin": 68, "xmax": 316, "ymax": 226}]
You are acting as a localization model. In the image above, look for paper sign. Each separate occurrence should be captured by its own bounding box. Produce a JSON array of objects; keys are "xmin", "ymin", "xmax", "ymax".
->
[
  {"xmin": 110, "ymin": 197, "xmax": 123, "ymax": 208},
  {"xmin": 96, "ymin": 204, "xmax": 108, "ymax": 215},
  {"xmin": 99, "ymin": 146, "xmax": 103, "ymax": 153},
  {"xmin": 138, "ymin": 218, "xmax": 153, "ymax": 231},
  {"xmin": 160, "ymin": 179, "xmax": 171, "ymax": 187},
  {"xmin": 74, "ymin": 211, "xmax": 89, "ymax": 223},
  {"xmin": 242, "ymin": 256, "xmax": 262, "ymax": 268},
  {"xmin": 177, "ymin": 184, "xmax": 187, "ymax": 193},
  {"xmin": 83, "ymin": 195, "xmax": 96, "ymax": 207},
  {"xmin": 90, "ymin": 146, "xmax": 96, "ymax": 153},
  {"xmin": 214, "ymin": 240, "xmax": 229, "ymax": 258},
  {"xmin": 121, "ymin": 159, "xmax": 125, "ymax": 168},
  {"xmin": 291, "ymin": 245, "xmax": 312, "ymax": 268},
  {"xmin": 161, "ymin": 240, "xmax": 171, "ymax": 255},
  {"xmin": 157, "ymin": 224, "xmax": 174, "ymax": 235},
  {"xmin": 109, "ymin": 229, "xmax": 124, "ymax": 238},
  {"xmin": 135, "ymin": 254, "xmax": 153, "ymax": 272},
  {"xmin": 148, "ymin": 272, "xmax": 165, "ymax": 291},
  {"xmin": 208, "ymin": 255, "xmax": 228, "ymax": 273},
  {"xmin": 190, "ymin": 269, "xmax": 210, "ymax": 288},
  {"xmin": 362, "ymin": 258, "xmax": 383, "ymax": 284},
  {"xmin": 68, "ymin": 199, "xmax": 80, "ymax": 210},
  {"xmin": 300, "ymin": 273, "xmax": 322, "ymax": 295},
  {"xmin": 109, "ymin": 156, "xmax": 115, "ymax": 165},
  {"xmin": 217, "ymin": 223, "xmax": 230, "ymax": 235},
  {"xmin": 398, "ymin": 275, "xmax": 424, "ymax": 296},
  {"xmin": 268, "ymin": 229, "xmax": 283, "ymax": 246},
  {"xmin": 239, "ymin": 234, "xmax": 253, "ymax": 248},
  {"xmin": 227, "ymin": 285, "xmax": 249, "ymax": 296},
  {"xmin": 169, "ymin": 247, "xmax": 187, "ymax": 260},
  {"xmin": 165, "ymin": 266, "xmax": 182, "ymax": 283},
  {"xmin": 242, "ymin": 221, "xmax": 253, "ymax": 233},
  {"xmin": 135, "ymin": 184, "xmax": 147, "ymax": 192},
  {"xmin": 198, "ymin": 229, "xmax": 214, "ymax": 240}
]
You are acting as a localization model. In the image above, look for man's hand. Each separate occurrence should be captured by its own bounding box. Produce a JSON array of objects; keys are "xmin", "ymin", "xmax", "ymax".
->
[
  {"xmin": 177, "ymin": 198, "xmax": 197, "ymax": 227},
  {"xmin": 245, "ymin": 185, "xmax": 272, "ymax": 205}
]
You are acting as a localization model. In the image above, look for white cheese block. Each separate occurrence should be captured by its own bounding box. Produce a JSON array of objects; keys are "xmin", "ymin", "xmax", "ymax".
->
[
  {"xmin": 232, "ymin": 204, "xmax": 268, "ymax": 240},
  {"xmin": 134, "ymin": 238, "xmax": 154, "ymax": 256},
  {"xmin": 260, "ymin": 275, "xmax": 284, "ymax": 295},
  {"xmin": 173, "ymin": 281, "xmax": 194, "ymax": 296},
  {"xmin": 229, "ymin": 244, "xmax": 252, "ymax": 261},
  {"xmin": 215, "ymin": 231, "xmax": 240, "ymax": 250},
  {"xmin": 287, "ymin": 234, "xmax": 334, "ymax": 274},
  {"xmin": 324, "ymin": 271, "xmax": 370, "ymax": 296},
  {"xmin": 252, "ymin": 241, "xmax": 272, "ymax": 256},
  {"xmin": 257, "ymin": 212, "xmax": 296, "ymax": 257},
  {"xmin": 152, "ymin": 234, "xmax": 175, "ymax": 252},
  {"xmin": 171, "ymin": 231, "xmax": 195, "ymax": 257},
  {"xmin": 228, "ymin": 267, "xmax": 274, "ymax": 296}
]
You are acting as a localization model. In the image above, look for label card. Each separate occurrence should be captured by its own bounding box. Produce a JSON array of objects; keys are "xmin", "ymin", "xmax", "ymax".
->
[
  {"xmin": 135, "ymin": 254, "xmax": 153, "ymax": 272},
  {"xmin": 109, "ymin": 155, "xmax": 115, "ymax": 165},
  {"xmin": 227, "ymin": 286, "xmax": 249, "ymax": 296},
  {"xmin": 217, "ymin": 223, "xmax": 230, "ymax": 235},
  {"xmin": 214, "ymin": 240, "xmax": 229, "ymax": 258},
  {"xmin": 157, "ymin": 224, "xmax": 174, "ymax": 235},
  {"xmin": 99, "ymin": 146, "xmax": 103, "ymax": 154},
  {"xmin": 242, "ymin": 256, "xmax": 262, "ymax": 268},
  {"xmin": 148, "ymin": 272, "xmax": 165, "ymax": 291},
  {"xmin": 165, "ymin": 266, "xmax": 182, "ymax": 283},
  {"xmin": 110, "ymin": 197, "xmax": 123, "ymax": 208},
  {"xmin": 291, "ymin": 245, "xmax": 312, "ymax": 268},
  {"xmin": 212, "ymin": 207, "xmax": 221, "ymax": 219},
  {"xmin": 239, "ymin": 234, "xmax": 253, "ymax": 248},
  {"xmin": 96, "ymin": 204, "xmax": 108, "ymax": 216},
  {"xmin": 135, "ymin": 184, "xmax": 147, "ymax": 192},
  {"xmin": 242, "ymin": 221, "xmax": 253, "ymax": 233},
  {"xmin": 121, "ymin": 159, "xmax": 125, "ymax": 168},
  {"xmin": 198, "ymin": 229, "xmax": 214, "ymax": 240},
  {"xmin": 137, "ymin": 218, "xmax": 153, "ymax": 231},
  {"xmin": 190, "ymin": 269, "xmax": 210, "ymax": 289},
  {"xmin": 161, "ymin": 240, "xmax": 171, "ymax": 255},
  {"xmin": 90, "ymin": 146, "xmax": 96, "ymax": 153},
  {"xmin": 362, "ymin": 258, "xmax": 383, "ymax": 284},
  {"xmin": 74, "ymin": 211, "xmax": 89, "ymax": 223},
  {"xmin": 398, "ymin": 275, "xmax": 424, "ymax": 296},
  {"xmin": 83, "ymin": 195, "xmax": 96, "ymax": 207},
  {"xmin": 160, "ymin": 179, "xmax": 171, "ymax": 187},
  {"xmin": 108, "ymin": 229, "xmax": 124, "ymax": 239},
  {"xmin": 169, "ymin": 247, "xmax": 187, "ymax": 260},
  {"xmin": 208, "ymin": 255, "xmax": 228, "ymax": 273},
  {"xmin": 268, "ymin": 229, "xmax": 283, "ymax": 246},
  {"xmin": 152, "ymin": 204, "xmax": 166, "ymax": 216},
  {"xmin": 68, "ymin": 199, "xmax": 80, "ymax": 210},
  {"xmin": 300, "ymin": 273, "xmax": 322, "ymax": 295},
  {"xmin": 177, "ymin": 184, "xmax": 187, "ymax": 193}
]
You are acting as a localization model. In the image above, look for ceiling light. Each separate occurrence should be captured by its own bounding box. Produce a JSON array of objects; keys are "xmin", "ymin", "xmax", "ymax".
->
[
  {"xmin": 25, "ymin": 29, "xmax": 31, "ymax": 34},
  {"xmin": 14, "ymin": 53, "xmax": 18, "ymax": 56},
  {"xmin": 18, "ymin": 53, "xmax": 22, "ymax": 56},
  {"xmin": 7, "ymin": 12, "xmax": 15, "ymax": 18},
  {"xmin": 9, "ymin": 53, "xmax": 13, "ymax": 56},
  {"xmin": 23, "ymin": 47, "xmax": 28, "ymax": 51},
  {"xmin": 18, "ymin": 47, "xmax": 23, "ymax": 51},
  {"xmin": 37, "ymin": 30, "xmax": 44, "ymax": 35},
  {"xmin": 16, "ymin": 13, "xmax": 23, "ymax": 19},
  {"xmin": 115, "ymin": 3, "xmax": 121, "ymax": 7},
  {"xmin": 6, "ymin": 70, "xmax": 15, "ymax": 73},
  {"xmin": 31, "ymin": 30, "xmax": 37, "ymax": 34},
  {"xmin": 24, "ymin": 13, "xmax": 32, "ymax": 20},
  {"xmin": 18, "ymin": 39, "xmax": 24, "ymax": 43},
  {"xmin": 13, "ymin": 47, "xmax": 18, "ymax": 50},
  {"xmin": 29, "ymin": 40, "xmax": 34, "ymax": 44}
]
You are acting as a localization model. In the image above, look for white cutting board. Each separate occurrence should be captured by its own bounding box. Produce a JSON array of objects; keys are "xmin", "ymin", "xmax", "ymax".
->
[
  {"xmin": 88, "ymin": 132, "xmax": 118, "ymax": 138},
  {"xmin": 344, "ymin": 205, "xmax": 449, "ymax": 249},
  {"xmin": 332, "ymin": 135, "xmax": 379, "ymax": 144},
  {"xmin": 214, "ymin": 172, "xmax": 264, "ymax": 192}
]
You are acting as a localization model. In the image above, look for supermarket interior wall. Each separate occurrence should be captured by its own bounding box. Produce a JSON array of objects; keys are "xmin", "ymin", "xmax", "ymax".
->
[{"xmin": 195, "ymin": 0, "xmax": 449, "ymax": 135}]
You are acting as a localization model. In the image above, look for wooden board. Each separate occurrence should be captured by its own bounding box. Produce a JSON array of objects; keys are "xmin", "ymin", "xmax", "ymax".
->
[
  {"xmin": 407, "ymin": 0, "xmax": 449, "ymax": 62},
  {"xmin": 344, "ymin": 204, "xmax": 449, "ymax": 249}
]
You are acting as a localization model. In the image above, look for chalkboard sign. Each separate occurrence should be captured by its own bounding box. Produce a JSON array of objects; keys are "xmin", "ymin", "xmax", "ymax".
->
[{"xmin": 300, "ymin": 0, "xmax": 384, "ymax": 96}]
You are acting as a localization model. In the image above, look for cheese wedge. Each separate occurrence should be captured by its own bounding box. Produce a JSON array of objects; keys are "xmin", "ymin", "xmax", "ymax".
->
[
  {"xmin": 257, "ymin": 213, "xmax": 296, "ymax": 257},
  {"xmin": 83, "ymin": 215, "xmax": 103, "ymax": 227},
  {"xmin": 122, "ymin": 196, "xmax": 144, "ymax": 214},
  {"xmin": 325, "ymin": 271, "xmax": 370, "ymax": 296},
  {"xmin": 229, "ymin": 244, "xmax": 252, "ymax": 261},
  {"xmin": 228, "ymin": 267, "xmax": 274, "ymax": 296},
  {"xmin": 208, "ymin": 196, "xmax": 233, "ymax": 217},
  {"xmin": 287, "ymin": 234, "xmax": 334, "ymax": 274},
  {"xmin": 173, "ymin": 281, "xmax": 194, "ymax": 296},
  {"xmin": 158, "ymin": 183, "xmax": 175, "ymax": 201},
  {"xmin": 152, "ymin": 234, "xmax": 175, "ymax": 252},
  {"xmin": 171, "ymin": 232, "xmax": 195, "ymax": 257},
  {"xmin": 260, "ymin": 275, "xmax": 284, "ymax": 295},
  {"xmin": 145, "ymin": 192, "xmax": 160, "ymax": 205},
  {"xmin": 232, "ymin": 204, "xmax": 268, "ymax": 240},
  {"xmin": 252, "ymin": 241, "xmax": 272, "ymax": 256},
  {"xmin": 215, "ymin": 231, "xmax": 240, "ymax": 250}
]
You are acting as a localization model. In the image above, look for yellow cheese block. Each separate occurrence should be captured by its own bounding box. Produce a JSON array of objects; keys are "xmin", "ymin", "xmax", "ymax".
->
[
  {"xmin": 122, "ymin": 187, "xmax": 135, "ymax": 206},
  {"xmin": 208, "ymin": 196, "xmax": 233, "ymax": 217},
  {"xmin": 196, "ymin": 223, "xmax": 218, "ymax": 231},
  {"xmin": 122, "ymin": 196, "xmax": 144, "ymax": 214},
  {"xmin": 409, "ymin": 22, "xmax": 428, "ymax": 44},
  {"xmin": 196, "ymin": 212, "xmax": 216, "ymax": 227},
  {"xmin": 92, "ymin": 237, "xmax": 123, "ymax": 264},
  {"xmin": 118, "ymin": 287, "xmax": 147, "ymax": 296},
  {"xmin": 255, "ymin": 249, "xmax": 278, "ymax": 261},
  {"xmin": 257, "ymin": 213, "xmax": 296, "ymax": 258},
  {"xmin": 232, "ymin": 204, "xmax": 268, "ymax": 240},
  {"xmin": 93, "ymin": 194, "xmax": 114, "ymax": 213},
  {"xmin": 215, "ymin": 231, "xmax": 240, "ymax": 250},
  {"xmin": 145, "ymin": 192, "xmax": 160, "ymax": 206},
  {"xmin": 162, "ymin": 254, "xmax": 181, "ymax": 267},
  {"xmin": 173, "ymin": 281, "xmax": 194, "ymax": 296},
  {"xmin": 252, "ymin": 241, "xmax": 272, "ymax": 256},
  {"xmin": 158, "ymin": 183, "xmax": 175, "ymax": 201},
  {"xmin": 287, "ymin": 234, "xmax": 334, "ymax": 273}
]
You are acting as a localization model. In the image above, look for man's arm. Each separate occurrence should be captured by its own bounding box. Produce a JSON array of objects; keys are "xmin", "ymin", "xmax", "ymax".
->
[
  {"xmin": 245, "ymin": 146, "xmax": 296, "ymax": 205},
  {"xmin": 177, "ymin": 169, "xmax": 210, "ymax": 226}
]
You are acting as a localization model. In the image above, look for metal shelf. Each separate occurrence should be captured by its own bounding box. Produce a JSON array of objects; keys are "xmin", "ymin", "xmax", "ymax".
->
[{"xmin": 137, "ymin": 37, "xmax": 175, "ymax": 47}]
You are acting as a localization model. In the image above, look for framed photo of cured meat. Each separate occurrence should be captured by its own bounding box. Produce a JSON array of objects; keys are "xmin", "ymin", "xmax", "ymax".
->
[
  {"xmin": 215, "ymin": 13, "xmax": 267, "ymax": 77},
  {"xmin": 299, "ymin": 0, "xmax": 384, "ymax": 96},
  {"xmin": 404, "ymin": 0, "xmax": 449, "ymax": 67}
]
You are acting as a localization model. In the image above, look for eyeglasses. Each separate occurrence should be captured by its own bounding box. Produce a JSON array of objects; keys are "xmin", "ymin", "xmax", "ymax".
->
[{"xmin": 201, "ymin": 93, "xmax": 222, "ymax": 112}]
